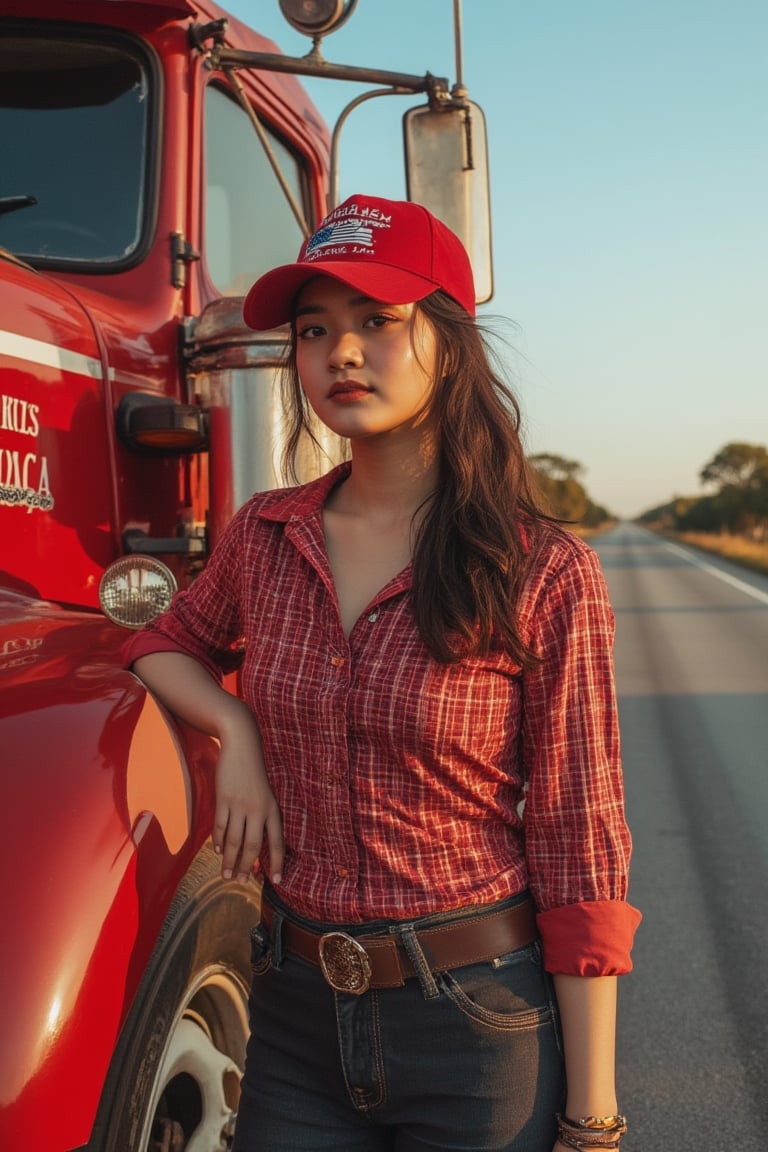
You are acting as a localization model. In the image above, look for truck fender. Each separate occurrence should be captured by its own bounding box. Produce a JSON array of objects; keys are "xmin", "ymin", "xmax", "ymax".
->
[{"xmin": 0, "ymin": 649, "xmax": 234, "ymax": 1151}]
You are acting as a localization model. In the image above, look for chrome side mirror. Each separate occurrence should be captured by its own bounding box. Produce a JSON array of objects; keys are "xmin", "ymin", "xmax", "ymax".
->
[{"xmin": 404, "ymin": 100, "xmax": 493, "ymax": 305}]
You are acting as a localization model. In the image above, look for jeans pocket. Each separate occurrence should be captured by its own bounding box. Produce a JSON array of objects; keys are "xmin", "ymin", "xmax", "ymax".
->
[
  {"xmin": 440, "ymin": 941, "xmax": 553, "ymax": 1031},
  {"xmin": 249, "ymin": 922, "xmax": 273, "ymax": 976}
]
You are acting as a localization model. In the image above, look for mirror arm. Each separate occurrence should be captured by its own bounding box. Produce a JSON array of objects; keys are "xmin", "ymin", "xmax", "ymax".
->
[
  {"xmin": 207, "ymin": 43, "xmax": 452, "ymax": 106},
  {"xmin": 329, "ymin": 87, "xmax": 410, "ymax": 208}
]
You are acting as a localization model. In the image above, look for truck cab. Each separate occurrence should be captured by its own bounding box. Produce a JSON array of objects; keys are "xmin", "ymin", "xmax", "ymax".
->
[{"xmin": 0, "ymin": 0, "xmax": 330, "ymax": 607}]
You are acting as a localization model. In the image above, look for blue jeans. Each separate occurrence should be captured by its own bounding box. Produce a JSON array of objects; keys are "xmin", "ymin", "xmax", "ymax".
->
[{"xmin": 233, "ymin": 892, "xmax": 564, "ymax": 1152}]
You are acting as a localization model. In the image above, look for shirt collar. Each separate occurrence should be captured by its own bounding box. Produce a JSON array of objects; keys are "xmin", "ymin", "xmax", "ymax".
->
[{"xmin": 256, "ymin": 462, "xmax": 351, "ymax": 523}]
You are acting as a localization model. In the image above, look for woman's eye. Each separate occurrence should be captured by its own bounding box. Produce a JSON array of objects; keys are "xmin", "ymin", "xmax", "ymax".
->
[
  {"xmin": 364, "ymin": 313, "xmax": 395, "ymax": 329},
  {"xmin": 297, "ymin": 324, "xmax": 325, "ymax": 340}
]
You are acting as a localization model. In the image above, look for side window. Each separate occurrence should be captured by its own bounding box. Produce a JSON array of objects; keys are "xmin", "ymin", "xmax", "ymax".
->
[{"xmin": 204, "ymin": 85, "xmax": 307, "ymax": 298}]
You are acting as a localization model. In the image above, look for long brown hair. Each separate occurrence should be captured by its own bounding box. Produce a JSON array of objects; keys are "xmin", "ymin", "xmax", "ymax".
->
[{"xmin": 280, "ymin": 290, "xmax": 554, "ymax": 665}]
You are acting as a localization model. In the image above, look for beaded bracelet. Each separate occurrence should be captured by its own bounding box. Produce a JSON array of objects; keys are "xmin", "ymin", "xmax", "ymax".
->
[{"xmin": 555, "ymin": 1113, "xmax": 628, "ymax": 1150}]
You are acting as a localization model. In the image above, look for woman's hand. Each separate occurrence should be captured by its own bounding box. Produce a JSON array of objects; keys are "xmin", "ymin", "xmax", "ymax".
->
[
  {"xmin": 131, "ymin": 652, "xmax": 284, "ymax": 883},
  {"xmin": 213, "ymin": 713, "xmax": 284, "ymax": 885}
]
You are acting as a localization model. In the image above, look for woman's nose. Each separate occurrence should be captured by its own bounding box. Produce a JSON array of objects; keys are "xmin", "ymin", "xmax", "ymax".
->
[{"xmin": 328, "ymin": 332, "xmax": 363, "ymax": 369}]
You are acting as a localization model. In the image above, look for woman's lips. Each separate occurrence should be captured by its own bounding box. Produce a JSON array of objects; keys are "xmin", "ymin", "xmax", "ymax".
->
[{"xmin": 328, "ymin": 380, "xmax": 373, "ymax": 401}]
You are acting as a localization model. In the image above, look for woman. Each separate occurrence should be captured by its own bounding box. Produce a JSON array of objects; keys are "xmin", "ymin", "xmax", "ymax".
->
[{"xmin": 125, "ymin": 194, "xmax": 640, "ymax": 1151}]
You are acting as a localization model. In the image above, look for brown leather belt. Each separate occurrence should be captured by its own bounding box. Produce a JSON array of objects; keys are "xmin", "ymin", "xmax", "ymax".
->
[{"xmin": 260, "ymin": 895, "xmax": 537, "ymax": 995}]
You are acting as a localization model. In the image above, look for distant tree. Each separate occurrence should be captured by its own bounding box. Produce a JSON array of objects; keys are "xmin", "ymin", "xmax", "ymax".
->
[
  {"xmin": 677, "ymin": 494, "xmax": 722, "ymax": 533},
  {"xmin": 748, "ymin": 460, "xmax": 768, "ymax": 540},
  {"xmin": 582, "ymin": 499, "xmax": 611, "ymax": 528},
  {"xmin": 699, "ymin": 442, "xmax": 768, "ymax": 538},
  {"xmin": 700, "ymin": 442, "xmax": 768, "ymax": 491},
  {"xmin": 636, "ymin": 499, "xmax": 676, "ymax": 527},
  {"xmin": 529, "ymin": 452, "xmax": 613, "ymax": 525},
  {"xmin": 529, "ymin": 453, "xmax": 584, "ymax": 483}
]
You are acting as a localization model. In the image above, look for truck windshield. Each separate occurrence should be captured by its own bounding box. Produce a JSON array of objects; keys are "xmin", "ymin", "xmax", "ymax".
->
[{"xmin": 0, "ymin": 33, "xmax": 150, "ymax": 266}]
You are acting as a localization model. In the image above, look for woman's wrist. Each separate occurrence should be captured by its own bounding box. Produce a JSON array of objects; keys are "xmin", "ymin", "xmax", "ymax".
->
[
  {"xmin": 563, "ymin": 1101, "xmax": 618, "ymax": 1122},
  {"xmin": 214, "ymin": 693, "xmax": 261, "ymax": 740}
]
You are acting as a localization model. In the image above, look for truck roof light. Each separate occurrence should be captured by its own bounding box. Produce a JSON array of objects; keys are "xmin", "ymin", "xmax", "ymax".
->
[
  {"xmin": 278, "ymin": 0, "xmax": 357, "ymax": 38},
  {"xmin": 99, "ymin": 556, "xmax": 178, "ymax": 629}
]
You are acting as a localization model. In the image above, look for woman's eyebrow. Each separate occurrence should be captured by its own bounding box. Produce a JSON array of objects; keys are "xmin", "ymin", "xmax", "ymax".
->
[{"xmin": 293, "ymin": 303, "xmax": 324, "ymax": 318}]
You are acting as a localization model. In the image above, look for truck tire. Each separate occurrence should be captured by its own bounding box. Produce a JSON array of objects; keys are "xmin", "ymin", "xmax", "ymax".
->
[{"xmin": 88, "ymin": 845, "xmax": 259, "ymax": 1152}]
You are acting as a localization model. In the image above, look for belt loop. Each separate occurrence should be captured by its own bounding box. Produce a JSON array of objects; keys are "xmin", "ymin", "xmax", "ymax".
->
[
  {"xmin": 399, "ymin": 925, "xmax": 440, "ymax": 1000},
  {"xmin": 271, "ymin": 908, "xmax": 285, "ymax": 970}
]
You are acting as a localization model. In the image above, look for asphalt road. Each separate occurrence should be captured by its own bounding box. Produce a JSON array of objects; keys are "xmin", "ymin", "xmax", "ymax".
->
[{"xmin": 591, "ymin": 523, "xmax": 768, "ymax": 1151}]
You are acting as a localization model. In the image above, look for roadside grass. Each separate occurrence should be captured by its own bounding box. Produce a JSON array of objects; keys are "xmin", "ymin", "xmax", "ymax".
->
[
  {"xmin": 663, "ymin": 531, "xmax": 768, "ymax": 578},
  {"xmin": 566, "ymin": 520, "xmax": 619, "ymax": 541}
]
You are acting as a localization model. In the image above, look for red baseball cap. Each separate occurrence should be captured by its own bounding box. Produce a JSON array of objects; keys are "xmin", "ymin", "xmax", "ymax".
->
[{"xmin": 242, "ymin": 194, "xmax": 476, "ymax": 330}]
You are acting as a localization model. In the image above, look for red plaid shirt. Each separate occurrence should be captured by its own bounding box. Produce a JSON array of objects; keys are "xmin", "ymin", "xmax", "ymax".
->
[{"xmin": 125, "ymin": 464, "xmax": 640, "ymax": 975}]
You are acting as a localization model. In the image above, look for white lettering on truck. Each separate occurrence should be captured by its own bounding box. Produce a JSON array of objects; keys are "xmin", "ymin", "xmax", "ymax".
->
[
  {"xmin": 0, "ymin": 394, "xmax": 40, "ymax": 437},
  {"xmin": 0, "ymin": 449, "xmax": 54, "ymax": 511}
]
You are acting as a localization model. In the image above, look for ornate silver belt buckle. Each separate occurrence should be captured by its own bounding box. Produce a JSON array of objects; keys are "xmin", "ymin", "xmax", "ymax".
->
[{"xmin": 318, "ymin": 932, "xmax": 372, "ymax": 995}]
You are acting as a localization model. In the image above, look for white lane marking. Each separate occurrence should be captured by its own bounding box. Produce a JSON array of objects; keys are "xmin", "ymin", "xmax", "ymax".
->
[
  {"xmin": 0, "ymin": 327, "xmax": 103, "ymax": 381},
  {"xmin": 662, "ymin": 539, "xmax": 768, "ymax": 606}
]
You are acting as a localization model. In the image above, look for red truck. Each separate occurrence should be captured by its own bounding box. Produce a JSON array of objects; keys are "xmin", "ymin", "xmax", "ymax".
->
[{"xmin": 0, "ymin": 2, "xmax": 490, "ymax": 1148}]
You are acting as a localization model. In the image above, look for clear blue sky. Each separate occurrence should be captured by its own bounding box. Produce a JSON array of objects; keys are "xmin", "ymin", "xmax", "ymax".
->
[{"xmin": 225, "ymin": 0, "xmax": 766, "ymax": 518}]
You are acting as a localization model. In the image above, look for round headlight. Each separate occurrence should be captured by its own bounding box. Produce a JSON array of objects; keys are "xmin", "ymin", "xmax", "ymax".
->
[{"xmin": 99, "ymin": 556, "xmax": 178, "ymax": 629}]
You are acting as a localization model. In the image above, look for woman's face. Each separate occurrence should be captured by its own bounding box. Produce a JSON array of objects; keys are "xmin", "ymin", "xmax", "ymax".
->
[{"xmin": 293, "ymin": 275, "xmax": 438, "ymax": 443}]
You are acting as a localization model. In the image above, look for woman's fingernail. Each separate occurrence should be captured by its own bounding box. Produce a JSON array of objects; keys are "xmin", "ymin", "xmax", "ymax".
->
[
  {"xmin": 222, "ymin": 867, "xmax": 232, "ymax": 880},
  {"xmin": 272, "ymin": 872, "xmax": 282, "ymax": 885}
]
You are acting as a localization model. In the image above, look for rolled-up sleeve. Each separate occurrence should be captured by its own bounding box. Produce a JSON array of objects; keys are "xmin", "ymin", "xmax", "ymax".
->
[
  {"xmin": 520, "ymin": 538, "xmax": 641, "ymax": 975},
  {"xmin": 122, "ymin": 505, "xmax": 249, "ymax": 681}
]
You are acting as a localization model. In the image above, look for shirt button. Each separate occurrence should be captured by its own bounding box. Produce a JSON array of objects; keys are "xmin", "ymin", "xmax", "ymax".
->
[
  {"xmin": 367, "ymin": 609, "xmax": 380, "ymax": 623},
  {"xmin": 330, "ymin": 655, "xmax": 345, "ymax": 667},
  {"xmin": 335, "ymin": 867, "xmax": 349, "ymax": 878}
]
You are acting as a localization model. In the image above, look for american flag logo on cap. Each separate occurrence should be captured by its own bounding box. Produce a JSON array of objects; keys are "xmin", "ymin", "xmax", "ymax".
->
[{"xmin": 305, "ymin": 219, "xmax": 375, "ymax": 255}]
